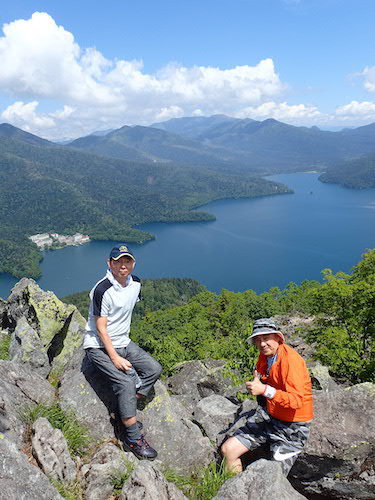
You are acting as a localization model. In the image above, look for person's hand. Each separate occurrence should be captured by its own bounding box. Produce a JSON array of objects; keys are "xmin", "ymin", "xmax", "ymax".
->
[
  {"xmin": 111, "ymin": 355, "xmax": 132, "ymax": 371},
  {"xmin": 245, "ymin": 370, "xmax": 265, "ymax": 396}
]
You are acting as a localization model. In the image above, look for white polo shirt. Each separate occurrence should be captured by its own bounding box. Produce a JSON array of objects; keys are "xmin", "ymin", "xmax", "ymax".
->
[{"xmin": 83, "ymin": 269, "xmax": 141, "ymax": 349}]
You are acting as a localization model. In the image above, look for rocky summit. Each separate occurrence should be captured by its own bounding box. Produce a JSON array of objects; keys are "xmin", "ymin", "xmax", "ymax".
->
[{"xmin": 0, "ymin": 279, "xmax": 374, "ymax": 499}]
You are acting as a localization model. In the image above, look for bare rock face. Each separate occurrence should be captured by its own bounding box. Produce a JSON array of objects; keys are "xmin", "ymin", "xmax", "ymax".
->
[
  {"xmin": 81, "ymin": 442, "xmax": 138, "ymax": 500},
  {"xmin": 32, "ymin": 417, "xmax": 76, "ymax": 483},
  {"xmin": 213, "ymin": 459, "xmax": 306, "ymax": 499},
  {"xmin": 0, "ymin": 434, "xmax": 63, "ymax": 499},
  {"xmin": 291, "ymin": 383, "xmax": 375, "ymax": 498},
  {"xmin": 0, "ymin": 360, "xmax": 55, "ymax": 446},
  {"xmin": 137, "ymin": 380, "xmax": 216, "ymax": 474},
  {"xmin": 59, "ymin": 349, "xmax": 118, "ymax": 441},
  {"xmin": 166, "ymin": 360, "xmax": 244, "ymax": 409},
  {"xmin": 194, "ymin": 394, "xmax": 240, "ymax": 442},
  {"xmin": 6, "ymin": 278, "xmax": 86, "ymax": 379},
  {"xmin": 309, "ymin": 362, "xmax": 339, "ymax": 392},
  {"xmin": 119, "ymin": 461, "xmax": 187, "ymax": 500}
]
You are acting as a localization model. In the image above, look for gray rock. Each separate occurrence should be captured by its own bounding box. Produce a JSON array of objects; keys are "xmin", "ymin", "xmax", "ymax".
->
[
  {"xmin": 32, "ymin": 417, "xmax": 76, "ymax": 483},
  {"xmin": 0, "ymin": 360, "xmax": 55, "ymax": 446},
  {"xmin": 6, "ymin": 278, "xmax": 86, "ymax": 379},
  {"xmin": 194, "ymin": 394, "xmax": 240, "ymax": 442},
  {"xmin": 291, "ymin": 383, "xmax": 375, "ymax": 498},
  {"xmin": 82, "ymin": 442, "xmax": 138, "ymax": 500},
  {"xmin": 309, "ymin": 362, "xmax": 339, "ymax": 392},
  {"xmin": 166, "ymin": 360, "xmax": 244, "ymax": 405},
  {"xmin": 59, "ymin": 349, "xmax": 117, "ymax": 440},
  {"xmin": 138, "ymin": 380, "xmax": 215, "ymax": 473},
  {"xmin": 0, "ymin": 434, "xmax": 63, "ymax": 499},
  {"xmin": 10, "ymin": 317, "xmax": 50, "ymax": 378},
  {"xmin": 119, "ymin": 461, "xmax": 187, "ymax": 500},
  {"xmin": 213, "ymin": 459, "xmax": 306, "ymax": 499}
]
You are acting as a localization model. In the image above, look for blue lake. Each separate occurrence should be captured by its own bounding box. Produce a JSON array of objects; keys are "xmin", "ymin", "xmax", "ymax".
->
[{"xmin": 1, "ymin": 172, "xmax": 374, "ymax": 299}]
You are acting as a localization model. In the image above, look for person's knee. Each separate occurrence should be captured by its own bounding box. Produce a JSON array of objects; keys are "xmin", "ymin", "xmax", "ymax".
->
[
  {"xmin": 221, "ymin": 437, "xmax": 238, "ymax": 458},
  {"xmin": 153, "ymin": 360, "xmax": 162, "ymax": 379}
]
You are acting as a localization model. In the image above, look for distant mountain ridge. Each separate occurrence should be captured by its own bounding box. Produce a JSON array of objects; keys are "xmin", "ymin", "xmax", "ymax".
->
[
  {"xmin": 67, "ymin": 116, "xmax": 375, "ymax": 173},
  {"xmin": 0, "ymin": 123, "xmax": 54, "ymax": 147}
]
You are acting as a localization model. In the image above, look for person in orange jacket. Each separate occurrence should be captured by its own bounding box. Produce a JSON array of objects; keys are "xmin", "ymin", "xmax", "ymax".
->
[{"xmin": 221, "ymin": 318, "xmax": 313, "ymax": 475}]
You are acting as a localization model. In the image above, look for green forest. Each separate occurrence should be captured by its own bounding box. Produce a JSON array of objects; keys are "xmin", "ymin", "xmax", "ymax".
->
[
  {"xmin": 63, "ymin": 250, "xmax": 375, "ymax": 386},
  {"xmin": 0, "ymin": 136, "xmax": 290, "ymax": 278},
  {"xmin": 320, "ymin": 153, "xmax": 375, "ymax": 188}
]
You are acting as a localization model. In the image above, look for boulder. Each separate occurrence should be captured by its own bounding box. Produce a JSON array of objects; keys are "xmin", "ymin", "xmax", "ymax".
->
[
  {"xmin": 215, "ymin": 398, "xmax": 258, "ymax": 447},
  {"xmin": 119, "ymin": 461, "xmax": 187, "ymax": 500},
  {"xmin": 290, "ymin": 383, "xmax": 375, "ymax": 498},
  {"xmin": 0, "ymin": 360, "xmax": 55, "ymax": 446},
  {"xmin": 59, "ymin": 349, "xmax": 118, "ymax": 441},
  {"xmin": 166, "ymin": 360, "xmax": 244, "ymax": 406},
  {"xmin": 194, "ymin": 394, "xmax": 240, "ymax": 442},
  {"xmin": 6, "ymin": 278, "xmax": 85, "ymax": 379},
  {"xmin": 137, "ymin": 380, "xmax": 215, "ymax": 473},
  {"xmin": 32, "ymin": 417, "xmax": 76, "ymax": 483},
  {"xmin": 309, "ymin": 362, "xmax": 339, "ymax": 392},
  {"xmin": 0, "ymin": 434, "xmax": 63, "ymax": 499},
  {"xmin": 81, "ymin": 442, "xmax": 138, "ymax": 500},
  {"xmin": 213, "ymin": 459, "xmax": 306, "ymax": 499}
]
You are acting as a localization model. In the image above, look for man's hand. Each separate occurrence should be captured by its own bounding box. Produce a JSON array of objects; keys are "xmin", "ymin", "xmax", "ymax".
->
[
  {"xmin": 111, "ymin": 354, "xmax": 133, "ymax": 371},
  {"xmin": 245, "ymin": 370, "xmax": 265, "ymax": 396}
]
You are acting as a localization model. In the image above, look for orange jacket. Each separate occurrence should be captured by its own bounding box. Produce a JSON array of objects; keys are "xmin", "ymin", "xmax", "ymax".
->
[{"xmin": 256, "ymin": 343, "xmax": 313, "ymax": 422}]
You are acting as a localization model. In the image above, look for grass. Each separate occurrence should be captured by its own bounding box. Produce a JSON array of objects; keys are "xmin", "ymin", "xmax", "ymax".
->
[
  {"xmin": 50, "ymin": 479, "xmax": 84, "ymax": 500},
  {"xmin": 0, "ymin": 332, "xmax": 11, "ymax": 360},
  {"xmin": 110, "ymin": 460, "xmax": 135, "ymax": 496},
  {"xmin": 20, "ymin": 402, "xmax": 90, "ymax": 456},
  {"xmin": 165, "ymin": 460, "xmax": 235, "ymax": 500}
]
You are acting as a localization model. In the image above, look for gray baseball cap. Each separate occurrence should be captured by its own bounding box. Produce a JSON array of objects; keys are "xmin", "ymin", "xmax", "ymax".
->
[{"xmin": 248, "ymin": 318, "xmax": 285, "ymax": 344}]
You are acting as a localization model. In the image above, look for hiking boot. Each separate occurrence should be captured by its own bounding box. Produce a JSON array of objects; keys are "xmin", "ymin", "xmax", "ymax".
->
[{"xmin": 123, "ymin": 434, "xmax": 158, "ymax": 460}]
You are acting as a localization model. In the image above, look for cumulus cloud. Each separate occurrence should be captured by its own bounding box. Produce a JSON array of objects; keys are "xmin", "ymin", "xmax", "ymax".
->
[
  {"xmin": 0, "ymin": 12, "xmax": 290, "ymax": 138},
  {"xmin": 360, "ymin": 66, "xmax": 375, "ymax": 93},
  {"xmin": 0, "ymin": 101, "xmax": 55, "ymax": 130},
  {"xmin": 236, "ymin": 101, "xmax": 322, "ymax": 121},
  {"xmin": 335, "ymin": 100, "xmax": 375, "ymax": 121}
]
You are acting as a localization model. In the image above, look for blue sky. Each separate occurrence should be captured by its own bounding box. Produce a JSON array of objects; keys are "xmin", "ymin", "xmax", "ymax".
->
[{"xmin": 1, "ymin": 0, "xmax": 374, "ymax": 139}]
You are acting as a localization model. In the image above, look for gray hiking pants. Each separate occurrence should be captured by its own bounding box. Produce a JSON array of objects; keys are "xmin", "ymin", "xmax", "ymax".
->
[{"xmin": 85, "ymin": 341, "xmax": 162, "ymax": 419}]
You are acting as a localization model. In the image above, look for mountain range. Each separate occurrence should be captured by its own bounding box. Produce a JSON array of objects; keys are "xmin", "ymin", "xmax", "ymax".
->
[{"xmin": 66, "ymin": 115, "xmax": 375, "ymax": 174}]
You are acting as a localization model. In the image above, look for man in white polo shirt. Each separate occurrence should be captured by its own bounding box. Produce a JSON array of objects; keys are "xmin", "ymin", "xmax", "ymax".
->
[{"xmin": 83, "ymin": 245, "xmax": 162, "ymax": 460}]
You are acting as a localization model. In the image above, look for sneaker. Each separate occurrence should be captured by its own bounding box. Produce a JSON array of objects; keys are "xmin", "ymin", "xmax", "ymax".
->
[{"xmin": 123, "ymin": 434, "xmax": 158, "ymax": 460}]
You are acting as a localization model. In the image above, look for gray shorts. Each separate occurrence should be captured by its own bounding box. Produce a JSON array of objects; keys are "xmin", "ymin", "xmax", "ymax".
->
[{"xmin": 233, "ymin": 406, "xmax": 310, "ymax": 475}]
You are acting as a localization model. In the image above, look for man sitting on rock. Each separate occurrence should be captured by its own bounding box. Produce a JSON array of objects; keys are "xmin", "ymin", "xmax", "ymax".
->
[
  {"xmin": 83, "ymin": 245, "xmax": 162, "ymax": 460},
  {"xmin": 221, "ymin": 318, "xmax": 313, "ymax": 475}
]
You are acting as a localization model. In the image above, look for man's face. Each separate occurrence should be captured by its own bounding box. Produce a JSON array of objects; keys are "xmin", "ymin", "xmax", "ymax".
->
[
  {"xmin": 108, "ymin": 255, "xmax": 135, "ymax": 282},
  {"xmin": 253, "ymin": 333, "xmax": 280, "ymax": 357}
]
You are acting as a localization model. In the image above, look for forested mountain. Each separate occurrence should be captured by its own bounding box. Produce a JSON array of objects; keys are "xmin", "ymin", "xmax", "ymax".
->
[
  {"xmin": 320, "ymin": 153, "xmax": 375, "ymax": 188},
  {"xmin": 68, "ymin": 116, "xmax": 375, "ymax": 174},
  {"xmin": 0, "ymin": 135, "xmax": 290, "ymax": 278},
  {"xmin": 0, "ymin": 123, "xmax": 54, "ymax": 147},
  {"xmin": 68, "ymin": 125, "xmax": 242, "ymax": 168},
  {"xmin": 152, "ymin": 116, "xmax": 375, "ymax": 172}
]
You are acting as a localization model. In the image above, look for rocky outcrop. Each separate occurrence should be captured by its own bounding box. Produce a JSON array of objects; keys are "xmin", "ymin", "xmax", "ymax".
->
[
  {"xmin": 0, "ymin": 360, "xmax": 55, "ymax": 446},
  {"xmin": 0, "ymin": 281, "xmax": 374, "ymax": 500},
  {"xmin": 81, "ymin": 442, "xmax": 138, "ymax": 500},
  {"xmin": 6, "ymin": 278, "xmax": 85, "ymax": 380},
  {"xmin": 119, "ymin": 461, "xmax": 187, "ymax": 499},
  {"xmin": 0, "ymin": 435, "xmax": 63, "ymax": 499},
  {"xmin": 213, "ymin": 459, "xmax": 306, "ymax": 499},
  {"xmin": 32, "ymin": 417, "xmax": 76, "ymax": 483},
  {"xmin": 138, "ymin": 380, "xmax": 216, "ymax": 473}
]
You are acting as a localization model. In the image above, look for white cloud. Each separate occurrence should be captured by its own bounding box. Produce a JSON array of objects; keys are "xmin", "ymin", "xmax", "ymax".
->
[
  {"xmin": 0, "ymin": 12, "xmax": 288, "ymax": 138},
  {"xmin": 236, "ymin": 101, "xmax": 322, "ymax": 121},
  {"xmin": 335, "ymin": 100, "xmax": 375, "ymax": 120},
  {"xmin": 0, "ymin": 101, "xmax": 55, "ymax": 130},
  {"xmin": 360, "ymin": 66, "xmax": 375, "ymax": 93}
]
